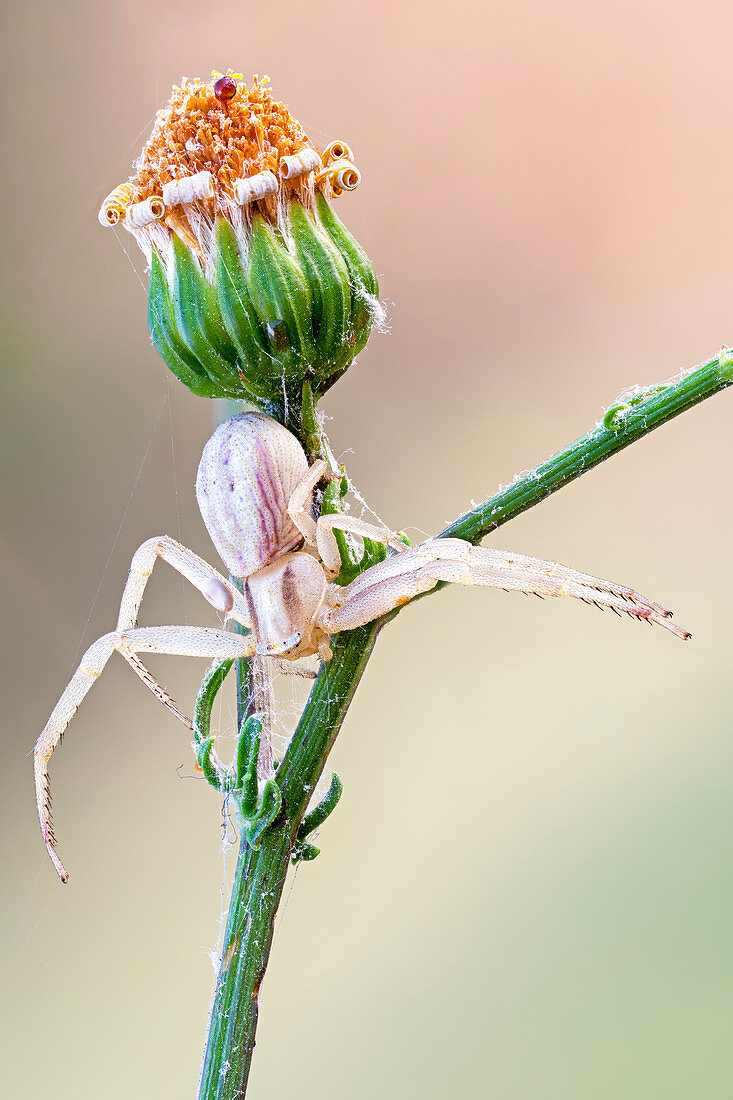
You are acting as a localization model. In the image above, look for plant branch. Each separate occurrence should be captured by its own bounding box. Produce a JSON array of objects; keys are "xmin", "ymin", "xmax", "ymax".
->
[
  {"xmin": 198, "ymin": 625, "xmax": 383, "ymax": 1099},
  {"xmin": 439, "ymin": 350, "xmax": 733, "ymax": 543},
  {"xmin": 200, "ymin": 348, "xmax": 732, "ymax": 1097}
]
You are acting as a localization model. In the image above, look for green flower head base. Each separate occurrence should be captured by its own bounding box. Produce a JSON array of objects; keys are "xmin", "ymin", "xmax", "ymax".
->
[{"xmin": 98, "ymin": 72, "xmax": 381, "ymax": 408}]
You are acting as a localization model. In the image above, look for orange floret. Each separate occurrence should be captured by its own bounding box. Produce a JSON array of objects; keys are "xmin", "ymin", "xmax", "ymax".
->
[{"xmin": 130, "ymin": 74, "xmax": 315, "ymax": 203}]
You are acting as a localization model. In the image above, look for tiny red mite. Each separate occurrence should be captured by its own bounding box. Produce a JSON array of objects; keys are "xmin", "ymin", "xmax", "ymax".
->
[{"xmin": 214, "ymin": 76, "xmax": 237, "ymax": 103}]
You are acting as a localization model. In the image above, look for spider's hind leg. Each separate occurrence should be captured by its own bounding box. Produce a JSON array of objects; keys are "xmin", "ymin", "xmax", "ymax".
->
[
  {"xmin": 325, "ymin": 538, "xmax": 691, "ymax": 640},
  {"xmin": 460, "ymin": 546, "xmax": 691, "ymax": 638}
]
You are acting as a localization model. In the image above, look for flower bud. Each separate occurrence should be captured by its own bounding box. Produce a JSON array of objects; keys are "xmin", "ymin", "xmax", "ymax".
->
[{"xmin": 100, "ymin": 72, "xmax": 380, "ymax": 407}]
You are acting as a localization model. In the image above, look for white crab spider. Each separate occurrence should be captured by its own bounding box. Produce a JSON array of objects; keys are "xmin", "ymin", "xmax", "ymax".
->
[{"xmin": 34, "ymin": 412, "xmax": 690, "ymax": 881}]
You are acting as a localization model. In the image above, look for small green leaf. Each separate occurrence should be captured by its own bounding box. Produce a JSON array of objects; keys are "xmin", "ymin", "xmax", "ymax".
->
[
  {"xmin": 291, "ymin": 842, "xmax": 320, "ymax": 864},
  {"xmin": 297, "ymin": 772, "xmax": 343, "ymax": 842},
  {"xmin": 320, "ymin": 479, "xmax": 361, "ymax": 584},
  {"xmin": 194, "ymin": 659, "xmax": 235, "ymax": 741},
  {"xmin": 236, "ymin": 714, "xmax": 263, "ymax": 816},
  {"xmin": 240, "ymin": 779, "xmax": 282, "ymax": 848},
  {"xmin": 192, "ymin": 659, "xmax": 236, "ymax": 791},
  {"xmin": 359, "ymin": 536, "xmax": 387, "ymax": 572},
  {"xmin": 197, "ymin": 736, "xmax": 231, "ymax": 791}
]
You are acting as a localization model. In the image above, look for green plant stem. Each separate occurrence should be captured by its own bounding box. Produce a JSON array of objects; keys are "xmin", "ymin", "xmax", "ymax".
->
[
  {"xmin": 200, "ymin": 350, "xmax": 732, "ymax": 1097},
  {"xmin": 198, "ymin": 626, "xmax": 381, "ymax": 1099},
  {"xmin": 440, "ymin": 351, "xmax": 733, "ymax": 543},
  {"xmin": 197, "ymin": 829, "xmax": 291, "ymax": 1100}
]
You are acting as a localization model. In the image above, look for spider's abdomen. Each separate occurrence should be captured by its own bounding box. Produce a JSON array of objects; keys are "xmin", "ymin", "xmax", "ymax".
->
[{"xmin": 196, "ymin": 413, "xmax": 310, "ymax": 577}]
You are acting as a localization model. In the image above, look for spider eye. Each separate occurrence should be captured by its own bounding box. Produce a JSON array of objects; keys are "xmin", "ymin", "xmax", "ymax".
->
[{"xmin": 214, "ymin": 76, "xmax": 237, "ymax": 102}]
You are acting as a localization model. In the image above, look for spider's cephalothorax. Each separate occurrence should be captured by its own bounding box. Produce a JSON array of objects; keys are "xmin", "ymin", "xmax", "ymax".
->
[{"xmin": 34, "ymin": 412, "xmax": 690, "ymax": 881}]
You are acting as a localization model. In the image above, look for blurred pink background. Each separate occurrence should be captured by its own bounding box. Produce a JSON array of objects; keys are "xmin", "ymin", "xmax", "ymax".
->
[{"xmin": 2, "ymin": 1, "xmax": 733, "ymax": 1096}]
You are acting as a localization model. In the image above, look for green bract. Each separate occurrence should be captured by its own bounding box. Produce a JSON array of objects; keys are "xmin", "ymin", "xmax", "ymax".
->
[{"xmin": 148, "ymin": 198, "xmax": 379, "ymax": 406}]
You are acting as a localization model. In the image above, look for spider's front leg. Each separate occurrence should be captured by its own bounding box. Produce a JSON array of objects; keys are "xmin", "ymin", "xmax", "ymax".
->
[
  {"xmin": 34, "ymin": 624, "xmax": 257, "ymax": 882},
  {"xmin": 324, "ymin": 538, "xmax": 691, "ymax": 640},
  {"xmin": 113, "ymin": 534, "xmax": 252, "ymax": 708},
  {"xmin": 314, "ymin": 513, "xmax": 409, "ymax": 576},
  {"xmin": 286, "ymin": 460, "xmax": 407, "ymax": 575},
  {"xmin": 118, "ymin": 534, "xmax": 250, "ymax": 630}
]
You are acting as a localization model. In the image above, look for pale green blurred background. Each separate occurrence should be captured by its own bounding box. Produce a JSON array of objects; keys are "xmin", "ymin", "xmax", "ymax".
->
[{"xmin": 3, "ymin": 1, "xmax": 733, "ymax": 1096}]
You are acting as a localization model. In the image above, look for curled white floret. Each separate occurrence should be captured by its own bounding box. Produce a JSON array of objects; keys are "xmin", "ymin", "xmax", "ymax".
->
[
  {"xmin": 279, "ymin": 147, "xmax": 322, "ymax": 180},
  {"xmin": 125, "ymin": 196, "xmax": 166, "ymax": 229},
  {"xmin": 233, "ymin": 170, "xmax": 279, "ymax": 205},
  {"xmin": 98, "ymin": 182, "xmax": 134, "ymax": 227},
  {"xmin": 331, "ymin": 159, "xmax": 361, "ymax": 191},
  {"xmin": 321, "ymin": 140, "xmax": 354, "ymax": 166},
  {"xmin": 162, "ymin": 171, "xmax": 215, "ymax": 206}
]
